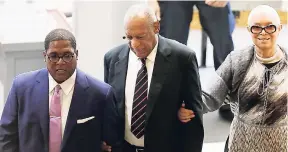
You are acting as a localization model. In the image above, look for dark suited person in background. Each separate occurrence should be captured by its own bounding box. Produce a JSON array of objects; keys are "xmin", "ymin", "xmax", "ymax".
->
[
  {"xmin": 0, "ymin": 29, "xmax": 121, "ymax": 152},
  {"xmin": 149, "ymin": 0, "xmax": 234, "ymax": 70},
  {"xmin": 103, "ymin": 4, "xmax": 203, "ymax": 152}
]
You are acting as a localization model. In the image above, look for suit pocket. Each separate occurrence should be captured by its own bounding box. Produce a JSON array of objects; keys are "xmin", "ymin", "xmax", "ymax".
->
[
  {"xmin": 77, "ymin": 116, "xmax": 95, "ymax": 124},
  {"xmin": 73, "ymin": 117, "xmax": 99, "ymax": 140}
]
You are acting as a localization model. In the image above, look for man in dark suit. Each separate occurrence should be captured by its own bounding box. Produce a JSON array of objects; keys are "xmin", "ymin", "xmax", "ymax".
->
[
  {"xmin": 103, "ymin": 4, "xmax": 203, "ymax": 152},
  {"xmin": 0, "ymin": 29, "xmax": 121, "ymax": 152}
]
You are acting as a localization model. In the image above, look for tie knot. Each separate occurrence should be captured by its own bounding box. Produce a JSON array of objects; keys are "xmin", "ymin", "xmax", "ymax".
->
[
  {"xmin": 55, "ymin": 85, "xmax": 61, "ymax": 93},
  {"xmin": 140, "ymin": 58, "xmax": 146, "ymax": 65}
]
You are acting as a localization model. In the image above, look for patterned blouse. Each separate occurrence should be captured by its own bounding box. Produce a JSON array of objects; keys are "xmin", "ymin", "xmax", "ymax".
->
[{"xmin": 228, "ymin": 53, "xmax": 288, "ymax": 152}]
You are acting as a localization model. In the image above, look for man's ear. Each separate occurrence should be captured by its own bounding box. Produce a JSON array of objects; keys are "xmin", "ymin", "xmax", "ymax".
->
[
  {"xmin": 43, "ymin": 51, "xmax": 47, "ymax": 62},
  {"xmin": 153, "ymin": 21, "xmax": 160, "ymax": 34},
  {"xmin": 75, "ymin": 49, "xmax": 79, "ymax": 60}
]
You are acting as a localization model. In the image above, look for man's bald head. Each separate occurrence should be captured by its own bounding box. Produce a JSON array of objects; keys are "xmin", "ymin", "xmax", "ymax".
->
[
  {"xmin": 123, "ymin": 4, "xmax": 157, "ymax": 28},
  {"xmin": 247, "ymin": 5, "xmax": 280, "ymax": 26}
]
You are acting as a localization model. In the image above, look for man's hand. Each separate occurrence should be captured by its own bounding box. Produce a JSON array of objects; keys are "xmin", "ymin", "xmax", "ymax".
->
[
  {"xmin": 205, "ymin": 0, "xmax": 228, "ymax": 8},
  {"xmin": 148, "ymin": 0, "xmax": 161, "ymax": 20},
  {"xmin": 102, "ymin": 142, "xmax": 112, "ymax": 152},
  {"xmin": 178, "ymin": 103, "xmax": 195, "ymax": 123}
]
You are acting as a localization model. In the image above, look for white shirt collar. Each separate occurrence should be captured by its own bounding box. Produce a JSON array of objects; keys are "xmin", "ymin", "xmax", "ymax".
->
[
  {"xmin": 146, "ymin": 34, "xmax": 159, "ymax": 63},
  {"xmin": 49, "ymin": 69, "xmax": 77, "ymax": 95}
]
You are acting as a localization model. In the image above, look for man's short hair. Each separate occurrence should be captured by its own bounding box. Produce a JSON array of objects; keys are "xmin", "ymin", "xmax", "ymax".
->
[
  {"xmin": 123, "ymin": 4, "xmax": 157, "ymax": 27},
  {"xmin": 44, "ymin": 28, "xmax": 76, "ymax": 51}
]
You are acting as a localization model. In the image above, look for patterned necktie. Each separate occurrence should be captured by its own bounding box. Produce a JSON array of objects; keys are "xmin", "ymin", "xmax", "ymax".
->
[
  {"xmin": 49, "ymin": 85, "xmax": 62, "ymax": 152},
  {"xmin": 131, "ymin": 58, "xmax": 148, "ymax": 139}
]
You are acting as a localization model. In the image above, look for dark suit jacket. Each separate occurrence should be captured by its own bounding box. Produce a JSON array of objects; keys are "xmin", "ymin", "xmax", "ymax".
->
[
  {"xmin": 0, "ymin": 68, "xmax": 121, "ymax": 152},
  {"xmin": 104, "ymin": 35, "xmax": 204, "ymax": 152}
]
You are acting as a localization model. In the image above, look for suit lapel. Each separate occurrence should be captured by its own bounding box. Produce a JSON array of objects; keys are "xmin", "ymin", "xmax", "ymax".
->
[
  {"xmin": 113, "ymin": 45, "xmax": 129, "ymax": 118},
  {"xmin": 34, "ymin": 69, "xmax": 49, "ymax": 151},
  {"xmin": 145, "ymin": 36, "xmax": 172, "ymax": 125},
  {"xmin": 61, "ymin": 70, "xmax": 89, "ymax": 150}
]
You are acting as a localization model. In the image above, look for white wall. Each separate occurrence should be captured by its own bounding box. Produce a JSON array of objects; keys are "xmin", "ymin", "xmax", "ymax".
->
[
  {"xmin": 0, "ymin": 44, "xmax": 4, "ymax": 116},
  {"xmin": 230, "ymin": 1, "xmax": 283, "ymax": 10},
  {"xmin": 281, "ymin": 1, "xmax": 288, "ymax": 11},
  {"xmin": 73, "ymin": 0, "xmax": 144, "ymax": 80}
]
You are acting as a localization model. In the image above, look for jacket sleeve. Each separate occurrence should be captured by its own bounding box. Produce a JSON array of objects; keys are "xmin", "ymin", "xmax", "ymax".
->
[
  {"xmin": 202, "ymin": 53, "xmax": 233, "ymax": 113},
  {"xmin": 0, "ymin": 77, "xmax": 20, "ymax": 152},
  {"xmin": 182, "ymin": 51, "xmax": 204, "ymax": 152},
  {"xmin": 104, "ymin": 53, "xmax": 110, "ymax": 83},
  {"xmin": 102, "ymin": 87, "xmax": 122, "ymax": 152}
]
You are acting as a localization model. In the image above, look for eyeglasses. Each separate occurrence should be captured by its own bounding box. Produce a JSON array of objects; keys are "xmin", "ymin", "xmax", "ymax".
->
[
  {"xmin": 249, "ymin": 24, "xmax": 277, "ymax": 34},
  {"xmin": 47, "ymin": 53, "xmax": 75, "ymax": 63}
]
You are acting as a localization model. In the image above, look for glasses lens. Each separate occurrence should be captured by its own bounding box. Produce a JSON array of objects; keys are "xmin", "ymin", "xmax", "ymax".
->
[
  {"xmin": 250, "ymin": 26, "xmax": 262, "ymax": 34},
  {"xmin": 63, "ymin": 54, "xmax": 73, "ymax": 62},
  {"xmin": 264, "ymin": 25, "xmax": 276, "ymax": 34},
  {"xmin": 48, "ymin": 54, "xmax": 59, "ymax": 62}
]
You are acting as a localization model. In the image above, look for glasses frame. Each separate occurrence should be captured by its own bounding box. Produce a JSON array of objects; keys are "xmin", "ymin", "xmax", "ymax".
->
[
  {"xmin": 46, "ymin": 53, "xmax": 75, "ymax": 63},
  {"xmin": 249, "ymin": 24, "xmax": 277, "ymax": 34}
]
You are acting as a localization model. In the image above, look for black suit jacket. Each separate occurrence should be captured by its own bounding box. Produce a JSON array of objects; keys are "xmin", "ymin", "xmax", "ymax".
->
[{"xmin": 104, "ymin": 35, "xmax": 204, "ymax": 152}]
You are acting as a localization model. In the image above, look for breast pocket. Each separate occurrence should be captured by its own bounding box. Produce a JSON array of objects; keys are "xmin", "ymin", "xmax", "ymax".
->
[
  {"xmin": 76, "ymin": 116, "xmax": 95, "ymax": 124},
  {"xmin": 70, "ymin": 116, "xmax": 101, "ymax": 151},
  {"xmin": 74, "ymin": 116, "xmax": 100, "ymax": 140}
]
